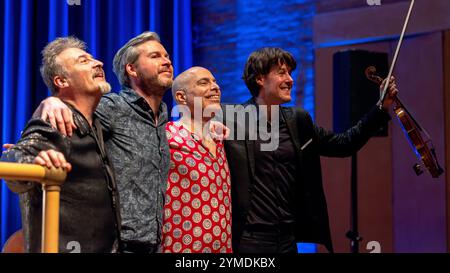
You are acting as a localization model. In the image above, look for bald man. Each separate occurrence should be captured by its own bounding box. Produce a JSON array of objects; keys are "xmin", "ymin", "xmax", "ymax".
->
[{"xmin": 162, "ymin": 67, "xmax": 232, "ymax": 253}]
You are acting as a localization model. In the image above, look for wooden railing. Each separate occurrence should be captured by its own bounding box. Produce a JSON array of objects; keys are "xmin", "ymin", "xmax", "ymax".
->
[{"xmin": 0, "ymin": 162, "xmax": 66, "ymax": 253}]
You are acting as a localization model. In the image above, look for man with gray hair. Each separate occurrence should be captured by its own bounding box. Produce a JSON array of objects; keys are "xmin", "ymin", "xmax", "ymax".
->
[
  {"xmin": 37, "ymin": 31, "xmax": 174, "ymax": 252},
  {"xmin": 2, "ymin": 36, "xmax": 120, "ymax": 252}
]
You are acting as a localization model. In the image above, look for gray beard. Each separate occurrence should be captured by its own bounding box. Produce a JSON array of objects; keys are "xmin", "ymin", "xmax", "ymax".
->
[{"xmin": 98, "ymin": 82, "xmax": 112, "ymax": 94}]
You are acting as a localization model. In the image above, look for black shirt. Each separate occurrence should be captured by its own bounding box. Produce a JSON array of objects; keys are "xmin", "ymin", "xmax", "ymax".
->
[
  {"xmin": 245, "ymin": 112, "xmax": 297, "ymax": 229},
  {"xmin": 2, "ymin": 104, "xmax": 119, "ymax": 253}
]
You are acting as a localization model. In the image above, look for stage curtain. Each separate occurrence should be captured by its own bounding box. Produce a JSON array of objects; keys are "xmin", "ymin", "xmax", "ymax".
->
[{"xmin": 0, "ymin": 0, "xmax": 192, "ymax": 250}]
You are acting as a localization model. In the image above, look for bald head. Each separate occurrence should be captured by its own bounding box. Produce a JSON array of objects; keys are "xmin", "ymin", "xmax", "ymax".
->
[
  {"xmin": 172, "ymin": 66, "xmax": 209, "ymax": 103},
  {"xmin": 171, "ymin": 66, "xmax": 221, "ymax": 118}
]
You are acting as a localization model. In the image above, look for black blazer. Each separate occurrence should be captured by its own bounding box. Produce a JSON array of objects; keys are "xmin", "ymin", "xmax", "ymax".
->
[{"xmin": 222, "ymin": 98, "xmax": 390, "ymax": 252}]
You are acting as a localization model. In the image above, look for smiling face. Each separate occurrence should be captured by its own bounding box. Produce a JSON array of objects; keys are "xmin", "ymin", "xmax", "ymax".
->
[
  {"xmin": 130, "ymin": 40, "xmax": 173, "ymax": 94},
  {"xmin": 56, "ymin": 47, "xmax": 110, "ymax": 96},
  {"xmin": 184, "ymin": 67, "xmax": 221, "ymax": 114},
  {"xmin": 256, "ymin": 63, "xmax": 294, "ymax": 105}
]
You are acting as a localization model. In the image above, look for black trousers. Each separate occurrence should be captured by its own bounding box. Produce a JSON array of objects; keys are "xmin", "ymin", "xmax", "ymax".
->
[
  {"xmin": 237, "ymin": 228, "xmax": 298, "ymax": 253},
  {"xmin": 119, "ymin": 241, "xmax": 159, "ymax": 253}
]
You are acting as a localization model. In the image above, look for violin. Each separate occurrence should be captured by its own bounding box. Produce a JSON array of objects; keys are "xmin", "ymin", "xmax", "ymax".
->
[
  {"xmin": 365, "ymin": 66, "xmax": 444, "ymax": 178},
  {"xmin": 362, "ymin": 0, "xmax": 444, "ymax": 178}
]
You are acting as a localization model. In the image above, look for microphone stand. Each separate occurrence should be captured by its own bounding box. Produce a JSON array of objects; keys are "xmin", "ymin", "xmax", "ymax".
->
[
  {"xmin": 344, "ymin": 0, "xmax": 415, "ymax": 254},
  {"xmin": 346, "ymin": 153, "xmax": 362, "ymax": 253}
]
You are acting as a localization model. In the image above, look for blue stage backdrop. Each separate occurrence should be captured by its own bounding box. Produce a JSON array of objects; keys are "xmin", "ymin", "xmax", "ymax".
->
[{"xmin": 0, "ymin": 0, "xmax": 192, "ymax": 250}]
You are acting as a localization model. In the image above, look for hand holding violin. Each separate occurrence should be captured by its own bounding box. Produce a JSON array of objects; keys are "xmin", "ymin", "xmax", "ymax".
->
[{"xmin": 378, "ymin": 76, "xmax": 399, "ymax": 111}]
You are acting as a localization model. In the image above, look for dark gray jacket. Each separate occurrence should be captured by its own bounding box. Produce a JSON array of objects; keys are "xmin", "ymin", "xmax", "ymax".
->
[{"xmin": 2, "ymin": 104, "xmax": 121, "ymax": 253}]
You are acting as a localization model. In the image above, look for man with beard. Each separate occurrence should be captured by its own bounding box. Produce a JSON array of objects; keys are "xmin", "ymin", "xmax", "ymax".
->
[
  {"xmin": 2, "ymin": 37, "xmax": 120, "ymax": 252},
  {"xmin": 35, "ymin": 32, "xmax": 174, "ymax": 252}
]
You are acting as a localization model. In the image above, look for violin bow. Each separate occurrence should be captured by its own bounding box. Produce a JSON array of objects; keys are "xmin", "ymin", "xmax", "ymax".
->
[
  {"xmin": 375, "ymin": 0, "xmax": 444, "ymax": 177},
  {"xmin": 379, "ymin": 0, "xmax": 415, "ymax": 104}
]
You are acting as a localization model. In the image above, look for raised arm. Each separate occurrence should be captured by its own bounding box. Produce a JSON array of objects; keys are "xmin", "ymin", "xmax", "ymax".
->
[{"xmin": 33, "ymin": 96, "xmax": 76, "ymax": 136}]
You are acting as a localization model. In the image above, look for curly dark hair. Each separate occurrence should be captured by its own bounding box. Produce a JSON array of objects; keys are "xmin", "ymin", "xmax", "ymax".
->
[{"xmin": 242, "ymin": 47, "xmax": 296, "ymax": 97}]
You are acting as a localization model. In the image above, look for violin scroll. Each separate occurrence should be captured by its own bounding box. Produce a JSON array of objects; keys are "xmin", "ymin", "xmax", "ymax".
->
[{"xmin": 365, "ymin": 66, "xmax": 383, "ymax": 85}]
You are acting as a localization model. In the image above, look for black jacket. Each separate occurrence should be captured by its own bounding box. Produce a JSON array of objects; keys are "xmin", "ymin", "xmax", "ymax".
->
[
  {"xmin": 222, "ymin": 98, "xmax": 390, "ymax": 252},
  {"xmin": 2, "ymin": 104, "xmax": 121, "ymax": 253}
]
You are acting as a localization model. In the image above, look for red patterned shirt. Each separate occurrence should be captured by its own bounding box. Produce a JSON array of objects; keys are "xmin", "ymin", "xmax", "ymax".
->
[{"xmin": 162, "ymin": 121, "xmax": 232, "ymax": 253}]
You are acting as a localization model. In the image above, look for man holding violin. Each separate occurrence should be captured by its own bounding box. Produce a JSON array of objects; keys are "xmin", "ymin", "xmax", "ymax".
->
[{"xmin": 224, "ymin": 47, "xmax": 398, "ymax": 253}]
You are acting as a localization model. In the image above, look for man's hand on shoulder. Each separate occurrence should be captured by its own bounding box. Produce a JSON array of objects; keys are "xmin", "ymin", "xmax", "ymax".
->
[{"xmin": 33, "ymin": 97, "xmax": 76, "ymax": 137}]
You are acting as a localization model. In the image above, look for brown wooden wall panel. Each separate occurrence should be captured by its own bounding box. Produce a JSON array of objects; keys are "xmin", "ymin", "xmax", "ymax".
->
[
  {"xmin": 314, "ymin": 32, "xmax": 447, "ymax": 252},
  {"xmin": 444, "ymin": 30, "xmax": 450, "ymax": 252},
  {"xmin": 315, "ymin": 41, "xmax": 394, "ymax": 253},
  {"xmin": 314, "ymin": 0, "xmax": 450, "ymax": 48},
  {"xmin": 390, "ymin": 33, "xmax": 446, "ymax": 252},
  {"xmin": 313, "ymin": 0, "xmax": 450, "ymax": 253}
]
